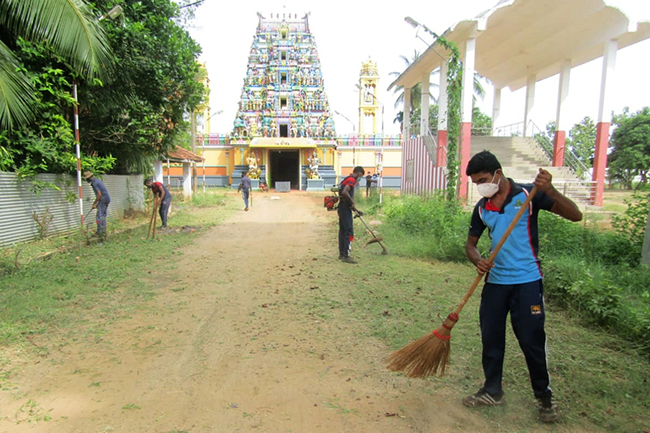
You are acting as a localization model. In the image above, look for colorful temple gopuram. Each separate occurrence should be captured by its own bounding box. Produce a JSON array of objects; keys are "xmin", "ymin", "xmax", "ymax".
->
[
  {"xmin": 163, "ymin": 12, "xmax": 403, "ymax": 193},
  {"xmin": 227, "ymin": 11, "xmax": 338, "ymax": 191}
]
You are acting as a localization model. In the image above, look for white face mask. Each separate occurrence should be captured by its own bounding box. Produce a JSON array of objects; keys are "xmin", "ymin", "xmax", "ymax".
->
[{"xmin": 476, "ymin": 172, "xmax": 501, "ymax": 198}]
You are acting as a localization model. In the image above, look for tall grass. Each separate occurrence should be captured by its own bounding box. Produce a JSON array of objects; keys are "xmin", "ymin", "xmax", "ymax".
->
[{"xmin": 360, "ymin": 192, "xmax": 650, "ymax": 356}]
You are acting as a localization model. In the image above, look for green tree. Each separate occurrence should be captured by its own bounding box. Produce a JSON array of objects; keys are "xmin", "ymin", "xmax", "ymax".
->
[
  {"xmin": 0, "ymin": 0, "xmax": 206, "ymax": 176},
  {"xmin": 542, "ymin": 121, "xmax": 556, "ymax": 141},
  {"xmin": 566, "ymin": 116, "xmax": 596, "ymax": 168},
  {"xmin": 414, "ymin": 105, "xmax": 491, "ymax": 137},
  {"xmin": 470, "ymin": 107, "xmax": 492, "ymax": 136},
  {"xmin": 0, "ymin": 37, "xmax": 115, "ymax": 176},
  {"xmin": 389, "ymin": 50, "xmax": 426, "ymax": 119},
  {"xmin": 609, "ymin": 107, "xmax": 650, "ymax": 189},
  {"xmin": 78, "ymin": 0, "xmax": 206, "ymax": 174},
  {"xmin": 390, "ymin": 50, "xmax": 486, "ymax": 131},
  {"xmin": 0, "ymin": 0, "xmax": 113, "ymax": 129}
]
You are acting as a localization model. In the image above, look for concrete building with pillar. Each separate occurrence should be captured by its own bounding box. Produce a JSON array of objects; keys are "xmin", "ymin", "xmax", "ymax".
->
[
  {"xmin": 390, "ymin": 0, "xmax": 650, "ymax": 206},
  {"xmin": 153, "ymin": 147, "xmax": 205, "ymax": 198}
]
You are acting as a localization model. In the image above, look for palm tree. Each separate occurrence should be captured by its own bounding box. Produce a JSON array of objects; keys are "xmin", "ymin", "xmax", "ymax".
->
[
  {"xmin": 390, "ymin": 49, "xmax": 487, "ymax": 125},
  {"xmin": 0, "ymin": 0, "xmax": 113, "ymax": 129},
  {"xmin": 389, "ymin": 50, "xmax": 430, "ymax": 113}
]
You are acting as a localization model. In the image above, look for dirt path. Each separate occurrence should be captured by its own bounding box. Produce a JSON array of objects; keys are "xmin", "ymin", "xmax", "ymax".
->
[{"xmin": 2, "ymin": 192, "xmax": 494, "ymax": 433}]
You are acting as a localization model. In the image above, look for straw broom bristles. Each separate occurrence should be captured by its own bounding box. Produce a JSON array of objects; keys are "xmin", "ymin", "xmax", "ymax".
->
[
  {"xmin": 386, "ymin": 186, "xmax": 539, "ymax": 379},
  {"xmin": 386, "ymin": 313, "xmax": 459, "ymax": 378}
]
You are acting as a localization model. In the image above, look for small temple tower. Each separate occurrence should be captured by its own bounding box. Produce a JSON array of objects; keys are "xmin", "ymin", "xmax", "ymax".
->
[
  {"xmin": 358, "ymin": 58, "xmax": 380, "ymax": 135},
  {"xmin": 228, "ymin": 12, "xmax": 338, "ymax": 190}
]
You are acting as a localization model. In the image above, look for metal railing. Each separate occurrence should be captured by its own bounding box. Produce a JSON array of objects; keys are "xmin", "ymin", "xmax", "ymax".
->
[
  {"xmin": 422, "ymin": 129, "xmax": 439, "ymax": 166},
  {"xmin": 528, "ymin": 121, "xmax": 590, "ymax": 179},
  {"xmin": 553, "ymin": 179, "xmax": 597, "ymax": 206},
  {"xmin": 492, "ymin": 122, "xmax": 524, "ymax": 137}
]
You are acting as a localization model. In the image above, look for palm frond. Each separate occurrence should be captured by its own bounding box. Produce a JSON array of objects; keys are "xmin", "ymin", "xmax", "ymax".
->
[
  {"xmin": 473, "ymin": 72, "xmax": 486, "ymax": 100},
  {"xmin": 0, "ymin": 41, "xmax": 35, "ymax": 130},
  {"xmin": 4, "ymin": 0, "xmax": 113, "ymax": 79}
]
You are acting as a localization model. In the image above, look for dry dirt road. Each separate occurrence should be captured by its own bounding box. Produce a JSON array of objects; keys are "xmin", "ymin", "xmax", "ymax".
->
[{"xmin": 1, "ymin": 192, "xmax": 495, "ymax": 433}]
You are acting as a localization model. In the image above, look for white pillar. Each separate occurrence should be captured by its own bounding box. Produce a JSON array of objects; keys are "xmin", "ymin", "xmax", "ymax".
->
[
  {"xmin": 461, "ymin": 38, "xmax": 476, "ymax": 124},
  {"xmin": 552, "ymin": 60, "xmax": 572, "ymax": 167},
  {"xmin": 420, "ymin": 72, "xmax": 430, "ymax": 137},
  {"xmin": 183, "ymin": 162, "xmax": 192, "ymax": 197},
  {"xmin": 555, "ymin": 60, "xmax": 572, "ymax": 132},
  {"xmin": 524, "ymin": 74, "xmax": 537, "ymax": 137},
  {"xmin": 403, "ymin": 87, "xmax": 411, "ymax": 139},
  {"xmin": 597, "ymin": 40, "xmax": 618, "ymax": 124},
  {"xmin": 459, "ymin": 37, "xmax": 477, "ymax": 200},
  {"xmin": 492, "ymin": 87, "xmax": 501, "ymax": 135},
  {"xmin": 592, "ymin": 39, "xmax": 618, "ymax": 206},
  {"xmin": 154, "ymin": 160, "xmax": 163, "ymax": 182},
  {"xmin": 438, "ymin": 62, "xmax": 448, "ymax": 132}
]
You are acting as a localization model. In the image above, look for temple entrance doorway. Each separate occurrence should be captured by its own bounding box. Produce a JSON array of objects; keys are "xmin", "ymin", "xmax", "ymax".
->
[{"xmin": 269, "ymin": 149, "xmax": 299, "ymax": 190}]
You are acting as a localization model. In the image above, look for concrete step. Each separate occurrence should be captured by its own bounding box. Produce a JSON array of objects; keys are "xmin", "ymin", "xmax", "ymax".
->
[{"xmin": 469, "ymin": 136, "xmax": 589, "ymax": 205}]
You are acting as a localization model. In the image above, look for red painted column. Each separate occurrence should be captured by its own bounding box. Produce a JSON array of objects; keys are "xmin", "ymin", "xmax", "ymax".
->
[
  {"xmin": 552, "ymin": 130, "xmax": 566, "ymax": 167},
  {"xmin": 459, "ymin": 122, "xmax": 472, "ymax": 200},
  {"xmin": 436, "ymin": 129, "xmax": 447, "ymax": 167},
  {"xmin": 592, "ymin": 122, "xmax": 610, "ymax": 206}
]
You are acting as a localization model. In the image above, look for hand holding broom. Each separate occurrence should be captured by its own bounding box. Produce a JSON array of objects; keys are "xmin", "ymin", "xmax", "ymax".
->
[{"xmin": 386, "ymin": 186, "xmax": 538, "ymax": 378}]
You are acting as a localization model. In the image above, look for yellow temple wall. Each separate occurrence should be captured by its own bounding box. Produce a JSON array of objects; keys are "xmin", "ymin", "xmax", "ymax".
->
[
  {"xmin": 337, "ymin": 147, "xmax": 402, "ymax": 178},
  {"xmin": 163, "ymin": 142, "xmax": 402, "ymax": 187},
  {"xmin": 197, "ymin": 147, "xmax": 234, "ymax": 178}
]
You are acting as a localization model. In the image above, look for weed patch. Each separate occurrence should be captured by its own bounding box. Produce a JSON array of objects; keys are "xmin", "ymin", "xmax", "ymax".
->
[{"xmin": 0, "ymin": 191, "xmax": 234, "ymax": 347}]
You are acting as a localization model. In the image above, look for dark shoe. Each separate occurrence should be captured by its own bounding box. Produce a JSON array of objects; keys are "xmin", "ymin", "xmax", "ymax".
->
[
  {"xmin": 338, "ymin": 255, "xmax": 345, "ymax": 260},
  {"xmin": 245, "ymin": 207, "xmax": 249, "ymax": 211},
  {"xmin": 537, "ymin": 395, "xmax": 559, "ymax": 423},
  {"xmin": 340, "ymin": 256, "xmax": 358, "ymax": 264},
  {"xmin": 462, "ymin": 388, "xmax": 505, "ymax": 407}
]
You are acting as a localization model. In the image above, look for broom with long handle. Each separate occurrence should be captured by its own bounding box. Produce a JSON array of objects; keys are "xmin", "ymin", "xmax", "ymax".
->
[
  {"xmin": 386, "ymin": 186, "xmax": 538, "ymax": 378},
  {"xmin": 147, "ymin": 197, "xmax": 158, "ymax": 240},
  {"xmin": 152, "ymin": 197, "xmax": 159, "ymax": 240}
]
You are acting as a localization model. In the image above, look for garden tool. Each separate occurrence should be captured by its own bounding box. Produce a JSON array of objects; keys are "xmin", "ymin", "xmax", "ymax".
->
[
  {"xmin": 386, "ymin": 186, "xmax": 537, "ymax": 378},
  {"xmin": 354, "ymin": 210, "xmax": 387, "ymax": 255}
]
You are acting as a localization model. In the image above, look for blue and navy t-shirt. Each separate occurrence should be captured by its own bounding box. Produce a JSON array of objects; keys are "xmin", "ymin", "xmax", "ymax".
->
[
  {"xmin": 240, "ymin": 176, "xmax": 252, "ymax": 191},
  {"xmin": 468, "ymin": 179, "xmax": 554, "ymax": 285},
  {"xmin": 338, "ymin": 175, "xmax": 357, "ymax": 209},
  {"xmin": 90, "ymin": 178, "xmax": 110, "ymax": 202}
]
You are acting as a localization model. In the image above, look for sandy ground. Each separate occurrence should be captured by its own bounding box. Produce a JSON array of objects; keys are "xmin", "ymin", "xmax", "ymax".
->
[{"xmin": 1, "ymin": 192, "xmax": 500, "ymax": 433}]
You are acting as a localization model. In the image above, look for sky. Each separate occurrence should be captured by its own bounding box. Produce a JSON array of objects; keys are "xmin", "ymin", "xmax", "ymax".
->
[{"xmin": 187, "ymin": 0, "xmax": 650, "ymax": 136}]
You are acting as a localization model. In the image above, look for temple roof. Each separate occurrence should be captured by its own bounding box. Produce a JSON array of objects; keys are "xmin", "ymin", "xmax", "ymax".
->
[
  {"xmin": 165, "ymin": 146, "xmax": 204, "ymax": 163},
  {"xmin": 389, "ymin": 0, "xmax": 650, "ymax": 92}
]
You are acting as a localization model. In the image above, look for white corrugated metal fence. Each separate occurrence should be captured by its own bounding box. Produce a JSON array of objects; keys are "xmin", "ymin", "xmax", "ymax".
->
[
  {"xmin": 0, "ymin": 173, "xmax": 144, "ymax": 247},
  {"xmin": 401, "ymin": 137, "xmax": 447, "ymax": 195}
]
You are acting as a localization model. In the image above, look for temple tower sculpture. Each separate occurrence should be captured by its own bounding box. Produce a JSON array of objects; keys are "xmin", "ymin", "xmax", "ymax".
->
[
  {"xmin": 229, "ymin": 12, "xmax": 338, "ymax": 190},
  {"xmin": 358, "ymin": 58, "xmax": 380, "ymax": 135}
]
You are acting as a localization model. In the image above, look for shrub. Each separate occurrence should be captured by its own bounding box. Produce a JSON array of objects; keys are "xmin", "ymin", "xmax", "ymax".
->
[
  {"xmin": 383, "ymin": 192, "xmax": 650, "ymax": 356},
  {"xmin": 384, "ymin": 194, "xmax": 471, "ymax": 261}
]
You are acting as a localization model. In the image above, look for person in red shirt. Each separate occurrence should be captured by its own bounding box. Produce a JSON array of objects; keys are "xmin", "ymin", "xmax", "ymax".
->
[
  {"xmin": 144, "ymin": 178, "xmax": 172, "ymax": 228},
  {"xmin": 338, "ymin": 166, "xmax": 365, "ymax": 264}
]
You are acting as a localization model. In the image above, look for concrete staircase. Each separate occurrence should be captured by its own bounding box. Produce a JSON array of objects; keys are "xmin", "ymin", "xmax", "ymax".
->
[{"xmin": 468, "ymin": 136, "xmax": 594, "ymax": 206}]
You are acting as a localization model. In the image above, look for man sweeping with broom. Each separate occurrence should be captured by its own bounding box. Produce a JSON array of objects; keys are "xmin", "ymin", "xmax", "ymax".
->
[
  {"xmin": 144, "ymin": 177, "xmax": 172, "ymax": 229},
  {"xmin": 463, "ymin": 151, "xmax": 582, "ymax": 423}
]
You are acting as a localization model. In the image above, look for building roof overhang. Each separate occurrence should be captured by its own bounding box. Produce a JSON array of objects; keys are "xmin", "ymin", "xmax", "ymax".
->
[
  {"xmin": 389, "ymin": 0, "xmax": 650, "ymax": 92},
  {"xmin": 164, "ymin": 146, "xmax": 205, "ymax": 163}
]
